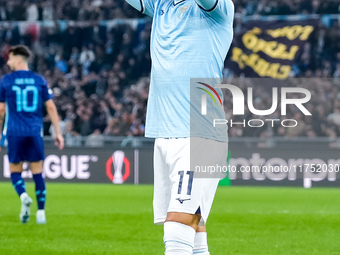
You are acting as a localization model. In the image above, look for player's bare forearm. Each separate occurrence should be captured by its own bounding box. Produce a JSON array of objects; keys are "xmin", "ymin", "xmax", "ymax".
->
[
  {"xmin": 0, "ymin": 114, "xmax": 4, "ymax": 134},
  {"xmin": 0, "ymin": 115, "xmax": 4, "ymax": 138},
  {"xmin": 45, "ymin": 99, "xmax": 64, "ymax": 150},
  {"xmin": 46, "ymin": 100, "xmax": 61, "ymax": 135},
  {"xmin": 0, "ymin": 102, "xmax": 6, "ymax": 135}
]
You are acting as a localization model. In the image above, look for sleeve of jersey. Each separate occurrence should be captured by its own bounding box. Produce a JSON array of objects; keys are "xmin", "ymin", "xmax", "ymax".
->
[
  {"xmin": 125, "ymin": 0, "xmax": 154, "ymax": 17},
  {"xmin": 0, "ymin": 78, "xmax": 6, "ymax": 102},
  {"xmin": 195, "ymin": 0, "xmax": 234, "ymax": 22},
  {"xmin": 41, "ymin": 79, "xmax": 54, "ymax": 102}
]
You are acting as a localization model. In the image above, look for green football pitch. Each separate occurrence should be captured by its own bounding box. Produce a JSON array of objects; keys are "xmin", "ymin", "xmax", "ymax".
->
[{"xmin": 0, "ymin": 183, "xmax": 339, "ymax": 255}]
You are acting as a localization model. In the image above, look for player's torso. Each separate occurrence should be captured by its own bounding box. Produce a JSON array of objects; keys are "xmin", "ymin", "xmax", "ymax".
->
[
  {"xmin": 4, "ymin": 72, "xmax": 45, "ymax": 136},
  {"xmin": 150, "ymin": 0, "xmax": 232, "ymax": 78},
  {"xmin": 145, "ymin": 0, "xmax": 233, "ymax": 139}
]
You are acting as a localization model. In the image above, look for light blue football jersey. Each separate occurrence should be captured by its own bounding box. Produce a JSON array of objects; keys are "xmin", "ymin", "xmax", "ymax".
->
[{"xmin": 127, "ymin": 0, "xmax": 234, "ymax": 141}]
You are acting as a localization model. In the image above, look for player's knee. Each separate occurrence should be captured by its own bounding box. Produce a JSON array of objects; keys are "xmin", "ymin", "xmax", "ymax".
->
[
  {"xmin": 196, "ymin": 225, "xmax": 206, "ymax": 232},
  {"xmin": 9, "ymin": 162, "xmax": 23, "ymax": 173},
  {"xmin": 31, "ymin": 169, "xmax": 43, "ymax": 175},
  {"xmin": 165, "ymin": 212, "xmax": 201, "ymax": 229},
  {"xmin": 30, "ymin": 161, "xmax": 43, "ymax": 174}
]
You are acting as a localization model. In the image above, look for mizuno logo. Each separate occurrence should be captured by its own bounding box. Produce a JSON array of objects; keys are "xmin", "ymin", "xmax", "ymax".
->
[
  {"xmin": 176, "ymin": 198, "xmax": 191, "ymax": 204},
  {"xmin": 161, "ymin": 10, "xmax": 165, "ymax": 15}
]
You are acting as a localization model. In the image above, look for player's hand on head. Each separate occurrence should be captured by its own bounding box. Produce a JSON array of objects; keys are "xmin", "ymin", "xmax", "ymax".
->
[{"xmin": 55, "ymin": 134, "xmax": 64, "ymax": 150}]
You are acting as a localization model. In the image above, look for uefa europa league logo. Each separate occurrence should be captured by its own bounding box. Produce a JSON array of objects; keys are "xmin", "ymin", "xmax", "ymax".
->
[
  {"xmin": 106, "ymin": 150, "xmax": 130, "ymax": 184},
  {"xmin": 112, "ymin": 151, "xmax": 125, "ymax": 184}
]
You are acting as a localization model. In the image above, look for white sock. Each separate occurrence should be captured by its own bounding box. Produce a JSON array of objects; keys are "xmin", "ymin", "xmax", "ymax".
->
[
  {"xmin": 20, "ymin": 192, "xmax": 28, "ymax": 202},
  {"xmin": 194, "ymin": 232, "xmax": 210, "ymax": 255},
  {"xmin": 164, "ymin": 221, "xmax": 195, "ymax": 255}
]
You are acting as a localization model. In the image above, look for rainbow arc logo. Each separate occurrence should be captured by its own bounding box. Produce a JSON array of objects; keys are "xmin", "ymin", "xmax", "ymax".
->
[{"xmin": 196, "ymin": 82, "xmax": 222, "ymax": 115}]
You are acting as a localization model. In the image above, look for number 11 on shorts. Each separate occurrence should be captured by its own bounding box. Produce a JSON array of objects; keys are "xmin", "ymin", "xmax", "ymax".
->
[{"xmin": 177, "ymin": 171, "xmax": 194, "ymax": 195}]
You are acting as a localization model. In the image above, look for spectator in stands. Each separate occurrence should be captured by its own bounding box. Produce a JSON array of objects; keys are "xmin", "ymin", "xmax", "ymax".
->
[
  {"xmin": 42, "ymin": 1, "xmax": 54, "ymax": 20},
  {"xmin": 49, "ymin": 115, "xmax": 68, "ymax": 138},
  {"xmin": 79, "ymin": 46, "xmax": 95, "ymax": 65},
  {"xmin": 85, "ymin": 129, "xmax": 105, "ymax": 147},
  {"xmin": 0, "ymin": 2, "xmax": 7, "ymax": 21},
  {"xmin": 26, "ymin": 1, "xmax": 39, "ymax": 21},
  {"xmin": 327, "ymin": 107, "xmax": 340, "ymax": 126},
  {"xmin": 65, "ymin": 122, "xmax": 82, "ymax": 147}
]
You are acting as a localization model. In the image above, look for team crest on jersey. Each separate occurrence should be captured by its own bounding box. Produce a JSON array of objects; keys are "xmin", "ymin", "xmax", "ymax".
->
[{"xmin": 177, "ymin": 6, "xmax": 190, "ymax": 19}]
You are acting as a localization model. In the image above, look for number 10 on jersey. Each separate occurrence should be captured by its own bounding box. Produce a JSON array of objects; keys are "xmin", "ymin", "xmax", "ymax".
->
[{"xmin": 12, "ymin": 85, "xmax": 38, "ymax": 112}]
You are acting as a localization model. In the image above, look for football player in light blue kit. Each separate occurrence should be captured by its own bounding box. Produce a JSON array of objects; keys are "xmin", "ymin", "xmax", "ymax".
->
[{"xmin": 125, "ymin": 0, "xmax": 234, "ymax": 254}]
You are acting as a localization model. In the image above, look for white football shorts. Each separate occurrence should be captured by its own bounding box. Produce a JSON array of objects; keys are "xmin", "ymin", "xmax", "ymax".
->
[{"xmin": 153, "ymin": 137, "xmax": 228, "ymax": 226}]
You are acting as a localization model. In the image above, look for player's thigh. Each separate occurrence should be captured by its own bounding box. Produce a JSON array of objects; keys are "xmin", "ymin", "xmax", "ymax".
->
[
  {"xmin": 26, "ymin": 136, "xmax": 45, "ymax": 162},
  {"xmin": 192, "ymin": 138, "xmax": 228, "ymax": 225},
  {"xmin": 167, "ymin": 138, "xmax": 202, "ymax": 215},
  {"xmin": 9, "ymin": 162, "xmax": 24, "ymax": 173},
  {"xmin": 7, "ymin": 136, "xmax": 25, "ymax": 165},
  {"xmin": 166, "ymin": 211, "xmax": 201, "ymax": 230},
  {"xmin": 153, "ymin": 138, "xmax": 172, "ymax": 225},
  {"xmin": 167, "ymin": 138, "xmax": 227, "ymax": 225},
  {"xmin": 197, "ymin": 177, "xmax": 220, "ymax": 225},
  {"xmin": 164, "ymin": 139, "xmax": 205, "ymax": 228},
  {"xmin": 191, "ymin": 137, "xmax": 228, "ymax": 179},
  {"xmin": 30, "ymin": 161, "xmax": 43, "ymax": 174},
  {"xmin": 170, "ymin": 172, "xmax": 220, "ymax": 227},
  {"xmin": 197, "ymin": 225, "xmax": 206, "ymax": 232}
]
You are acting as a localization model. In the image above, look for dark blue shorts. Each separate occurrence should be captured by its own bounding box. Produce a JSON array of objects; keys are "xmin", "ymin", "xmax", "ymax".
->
[{"xmin": 7, "ymin": 136, "xmax": 45, "ymax": 163}]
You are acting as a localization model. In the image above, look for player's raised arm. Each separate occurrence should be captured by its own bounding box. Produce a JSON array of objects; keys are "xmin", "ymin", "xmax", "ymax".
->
[
  {"xmin": 125, "ymin": 0, "xmax": 154, "ymax": 17},
  {"xmin": 45, "ymin": 99, "xmax": 64, "ymax": 150},
  {"xmin": 195, "ymin": 0, "xmax": 234, "ymax": 21}
]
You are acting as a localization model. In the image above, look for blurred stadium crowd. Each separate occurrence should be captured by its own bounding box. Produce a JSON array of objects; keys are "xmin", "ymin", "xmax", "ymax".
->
[
  {"xmin": 233, "ymin": 0, "xmax": 340, "ymax": 16},
  {"xmin": 0, "ymin": 0, "xmax": 339, "ymax": 141},
  {"xmin": 0, "ymin": 0, "xmax": 142, "ymax": 21},
  {"xmin": 0, "ymin": 21, "xmax": 151, "ymax": 144},
  {"xmin": 0, "ymin": 0, "xmax": 339, "ymax": 21}
]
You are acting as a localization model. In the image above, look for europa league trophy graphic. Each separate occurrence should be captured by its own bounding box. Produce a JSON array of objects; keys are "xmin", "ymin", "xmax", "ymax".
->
[{"xmin": 112, "ymin": 150, "xmax": 125, "ymax": 184}]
